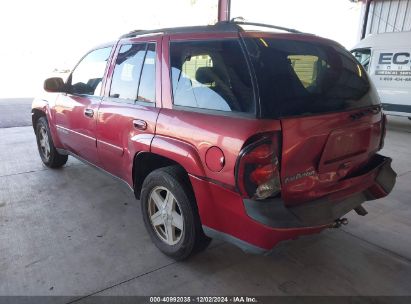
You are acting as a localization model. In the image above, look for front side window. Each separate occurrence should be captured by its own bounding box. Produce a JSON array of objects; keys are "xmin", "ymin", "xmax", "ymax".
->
[
  {"xmin": 68, "ymin": 47, "xmax": 112, "ymax": 96},
  {"xmin": 170, "ymin": 39, "xmax": 254, "ymax": 114}
]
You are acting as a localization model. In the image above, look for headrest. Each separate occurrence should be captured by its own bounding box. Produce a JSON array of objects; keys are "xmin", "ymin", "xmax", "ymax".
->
[{"xmin": 195, "ymin": 67, "xmax": 217, "ymax": 84}]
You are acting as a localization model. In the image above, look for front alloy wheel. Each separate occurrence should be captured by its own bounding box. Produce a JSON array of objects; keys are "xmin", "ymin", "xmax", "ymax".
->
[
  {"xmin": 35, "ymin": 116, "xmax": 68, "ymax": 168},
  {"xmin": 38, "ymin": 125, "xmax": 51, "ymax": 161}
]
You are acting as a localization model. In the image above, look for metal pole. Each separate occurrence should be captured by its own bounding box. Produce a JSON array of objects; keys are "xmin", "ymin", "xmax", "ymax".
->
[{"xmin": 218, "ymin": 0, "xmax": 231, "ymax": 22}]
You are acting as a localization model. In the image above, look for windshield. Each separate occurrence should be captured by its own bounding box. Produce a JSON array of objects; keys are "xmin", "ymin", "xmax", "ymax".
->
[{"xmin": 244, "ymin": 38, "xmax": 376, "ymax": 118}]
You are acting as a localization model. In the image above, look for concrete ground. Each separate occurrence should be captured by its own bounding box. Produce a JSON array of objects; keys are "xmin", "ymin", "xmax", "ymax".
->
[
  {"xmin": 0, "ymin": 98, "xmax": 33, "ymax": 128},
  {"xmin": 0, "ymin": 98, "xmax": 410, "ymax": 301}
]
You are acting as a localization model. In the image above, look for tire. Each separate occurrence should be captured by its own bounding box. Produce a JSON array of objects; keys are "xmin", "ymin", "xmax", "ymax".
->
[
  {"xmin": 35, "ymin": 116, "xmax": 68, "ymax": 168},
  {"xmin": 140, "ymin": 165, "xmax": 211, "ymax": 260}
]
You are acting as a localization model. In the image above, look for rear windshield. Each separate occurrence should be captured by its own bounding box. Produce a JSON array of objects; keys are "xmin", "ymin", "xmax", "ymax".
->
[{"xmin": 244, "ymin": 38, "xmax": 376, "ymax": 118}]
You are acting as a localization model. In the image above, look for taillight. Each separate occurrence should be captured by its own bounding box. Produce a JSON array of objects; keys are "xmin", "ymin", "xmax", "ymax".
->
[
  {"xmin": 236, "ymin": 135, "xmax": 281, "ymax": 200},
  {"xmin": 380, "ymin": 113, "xmax": 387, "ymax": 150}
]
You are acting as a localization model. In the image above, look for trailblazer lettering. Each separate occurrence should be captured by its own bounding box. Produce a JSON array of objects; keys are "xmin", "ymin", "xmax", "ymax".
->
[{"xmin": 284, "ymin": 170, "xmax": 316, "ymax": 184}]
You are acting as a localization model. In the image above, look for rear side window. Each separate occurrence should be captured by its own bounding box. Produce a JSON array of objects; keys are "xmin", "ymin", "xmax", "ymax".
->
[
  {"xmin": 244, "ymin": 38, "xmax": 374, "ymax": 118},
  {"xmin": 288, "ymin": 55, "xmax": 320, "ymax": 88},
  {"xmin": 110, "ymin": 43, "xmax": 156, "ymax": 103},
  {"xmin": 68, "ymin": 47, "xmax": 112, "ymax": 96},
  {"xmin": 170, "ymin": 39, "xmax": 255, "ymax": 114}
]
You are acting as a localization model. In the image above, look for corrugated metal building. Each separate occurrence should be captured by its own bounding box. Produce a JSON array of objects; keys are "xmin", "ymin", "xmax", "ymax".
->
[{"xmin": 361, "ymin": 0, "xmax": 411, "ymax": 38}]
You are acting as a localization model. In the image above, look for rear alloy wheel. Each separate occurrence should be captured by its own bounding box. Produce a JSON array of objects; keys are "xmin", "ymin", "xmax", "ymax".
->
[
  {"xmin": 148, "ymin": 186, "xmax": 184, "ymax": 246},
  {"xmin": 141, "ymin": 166, "xmax": 210, "ymax": 260},
  {"xmin": 35, "ymin": 117, "xmax": 68, "ymax": 168}
]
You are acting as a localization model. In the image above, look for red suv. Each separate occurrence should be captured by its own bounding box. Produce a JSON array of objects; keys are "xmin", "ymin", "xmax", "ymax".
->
[{"xmin": 32, "ymin": 21, "xmax": 397, "ymax": 259}]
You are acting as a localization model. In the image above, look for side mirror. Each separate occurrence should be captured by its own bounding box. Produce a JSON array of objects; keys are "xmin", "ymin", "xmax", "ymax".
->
[{"xmin": 44, "ymin": 77, "xmax": 66, "ymax": 93}]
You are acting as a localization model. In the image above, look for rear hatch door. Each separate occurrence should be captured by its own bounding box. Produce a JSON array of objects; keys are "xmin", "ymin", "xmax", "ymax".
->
[
  {"xmin": 280, "ymin": 108, "xmax": 382, "ymax": 205},
  {"xmin": 243, "ymin": 34, "xmax": 383, "ymax": 205}
]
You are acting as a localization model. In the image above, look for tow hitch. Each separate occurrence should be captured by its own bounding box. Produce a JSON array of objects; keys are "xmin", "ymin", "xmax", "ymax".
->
[{"xmin": 332, "ymin": 218, "xmax": 348, "ymax": 228}]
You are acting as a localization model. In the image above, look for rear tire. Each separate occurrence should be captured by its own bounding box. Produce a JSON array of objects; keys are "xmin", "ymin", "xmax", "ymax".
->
[
  {"xmin": 140, "ymin": 166, "xmax": 211, "ymax": 260},
  {"xmin": 35, "ymin": 117, "xmax": 68, "ymax": 168}
]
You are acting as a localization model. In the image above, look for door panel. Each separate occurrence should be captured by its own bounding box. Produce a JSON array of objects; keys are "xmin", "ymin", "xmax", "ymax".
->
[
  {"xmin": 54, "ymin": 46, "xmax": 113, "ymax": 165},
  {"xmin": 96, "ymin": 38, "xmax": 162, "ymax": 184},
  {"xmin": 96, "ymin": 100, "xmax": 159, "ymax": 180},
  {"xmin": 55, "ymin": 94, "xmax": 101, "ymax": 163}
]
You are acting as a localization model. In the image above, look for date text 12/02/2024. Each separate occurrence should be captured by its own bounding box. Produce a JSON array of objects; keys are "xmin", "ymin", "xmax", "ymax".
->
[{"xmin": 149, "ymin": 296, "xmax": 258, "ymax": 303}]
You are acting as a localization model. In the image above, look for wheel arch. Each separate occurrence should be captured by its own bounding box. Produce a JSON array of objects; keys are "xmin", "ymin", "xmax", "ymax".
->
[
  {"xmin": 133, "ymin": 152, "xmax": 182, "ymax": 199},
  {"xmin": 32, "ymin": 98, "xmax": 63, "ymax": 149},
  {"xmin": 132, "ymin": 136, "xmax": 207, "ymax": 199},
  {"xmin": 32, "ymin": 108, "xmax": 47, "ymax": 129}
]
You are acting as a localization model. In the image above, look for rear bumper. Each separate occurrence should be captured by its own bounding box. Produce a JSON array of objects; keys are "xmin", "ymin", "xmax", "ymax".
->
[
  {"xmin": 244, "ymin": 154, "xmax": 396, "ymax": 228},
  {"xmin": 190, "ymin": 154, "xmax": 396, "ymax": 253}
]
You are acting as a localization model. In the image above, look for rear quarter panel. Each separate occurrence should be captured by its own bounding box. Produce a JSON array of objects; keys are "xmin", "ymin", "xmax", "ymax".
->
[{"xmin": 154, "ymin": 109, "xmax": 282, "ymax": 187}]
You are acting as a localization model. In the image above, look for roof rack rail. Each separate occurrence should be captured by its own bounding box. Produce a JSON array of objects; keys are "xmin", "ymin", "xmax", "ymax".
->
[
  {"xmin": 231, "ymin": 20, "xmax": 302, "ymax": 34},
  {"xmin": 120, "ymin": 30, "xmax": 145, "ymax": 39},
  {"xmin": 119, "ymin": 23, "xmax": 239, "ymax": 39},
  {"xmin": 119, "ymin": 20, "xmax": 301, "ymax": 39}
]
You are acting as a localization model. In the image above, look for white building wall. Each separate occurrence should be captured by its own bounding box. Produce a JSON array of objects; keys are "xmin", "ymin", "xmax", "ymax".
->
[{"xmin": 364, "ymin": 0, "xmax": 411, "ymax": 36}]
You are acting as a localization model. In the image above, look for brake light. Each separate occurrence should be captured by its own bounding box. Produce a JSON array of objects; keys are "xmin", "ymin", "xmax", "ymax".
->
[
  {"xmin": 380, "ymin": 113, "xmax": 387, "ymax": 150},
  {"xmin": 236, "ymin": 135, "xmax": 281, "ymax": 200}
]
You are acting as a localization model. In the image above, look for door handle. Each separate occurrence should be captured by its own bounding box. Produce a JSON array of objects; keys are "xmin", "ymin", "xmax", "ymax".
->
[
  {"xmin": 84, "ymin": 108, "xmax": 94, "ymax": 118},
  {"xmin": 133, "ymin": 119, "xmax": 147, "ymax": 130}
]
